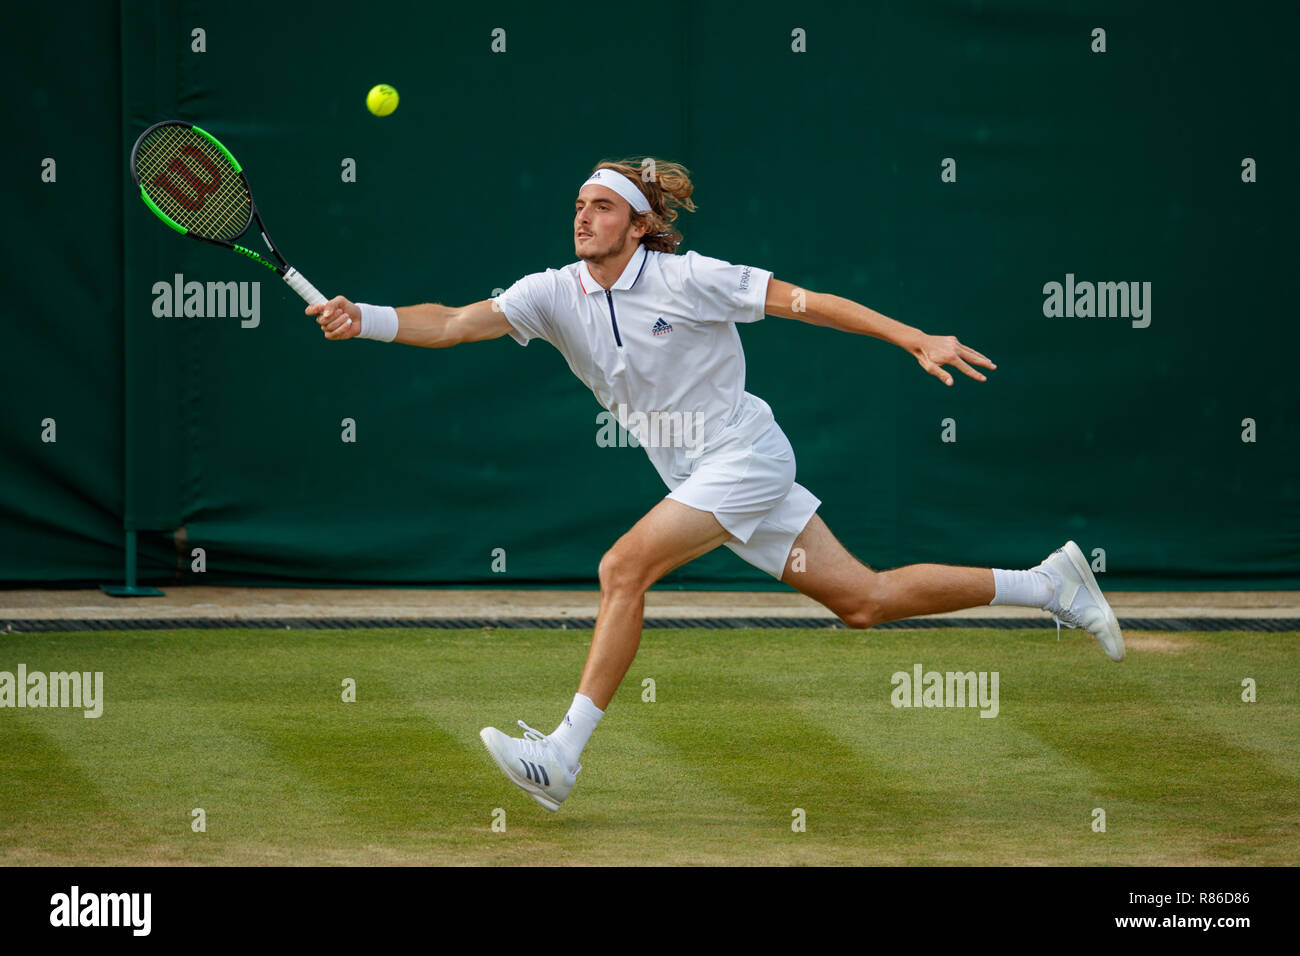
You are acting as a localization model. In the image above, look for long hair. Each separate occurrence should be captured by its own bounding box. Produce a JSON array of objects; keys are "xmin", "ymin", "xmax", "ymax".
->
[{"xmin": 590, "ymin": 158, "xmax": 696, "ymax": 253}]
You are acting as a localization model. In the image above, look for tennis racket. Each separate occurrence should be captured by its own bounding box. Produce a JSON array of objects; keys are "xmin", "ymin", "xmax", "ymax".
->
[{"xmin": 129, "ymin": 120, "xmax": 326, "ymax": 306}]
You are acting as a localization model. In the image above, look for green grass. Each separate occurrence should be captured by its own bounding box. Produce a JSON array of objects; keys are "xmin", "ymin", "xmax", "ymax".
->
[{"xmin": 1, "ymin": 627, "xmax": 1296, "ymax": 865}]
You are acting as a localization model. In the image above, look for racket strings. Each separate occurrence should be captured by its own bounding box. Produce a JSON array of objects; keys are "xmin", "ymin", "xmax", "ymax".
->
[
  {"xmin": 135, "ymin": 125, "xmax": 252, "ymax": 240},
  {"xmin": 140, "ymin": 126, "xmax": 246, "ymax": 236}
]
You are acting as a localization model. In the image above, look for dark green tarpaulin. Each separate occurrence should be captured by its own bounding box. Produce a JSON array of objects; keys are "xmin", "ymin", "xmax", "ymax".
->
[{"xmin": 3, "ymin": 1, "xmax": 1296, "ymax": 588}]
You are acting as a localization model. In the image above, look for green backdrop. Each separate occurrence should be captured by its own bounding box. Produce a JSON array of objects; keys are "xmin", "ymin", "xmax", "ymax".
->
[{"xmin": 3, "ymin": 0, "xmax": 1297, "ymax": 589}]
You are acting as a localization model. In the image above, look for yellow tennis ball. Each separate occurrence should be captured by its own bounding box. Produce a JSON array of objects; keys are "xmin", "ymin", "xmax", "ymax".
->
[{"xmin": 366, "ymin": 84, "xmax": 399, "ymax": 117}]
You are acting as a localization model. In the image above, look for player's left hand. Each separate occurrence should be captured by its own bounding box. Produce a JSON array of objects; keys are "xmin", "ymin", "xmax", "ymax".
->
[{"xmin": 910, "ymin": 334, "xmax": 996, "ymax": 386}]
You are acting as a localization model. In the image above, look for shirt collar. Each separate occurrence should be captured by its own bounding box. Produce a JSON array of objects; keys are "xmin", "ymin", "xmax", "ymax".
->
[{"xmin": 578, "ymin": 243, "xmax": 648, "ymax": 295}]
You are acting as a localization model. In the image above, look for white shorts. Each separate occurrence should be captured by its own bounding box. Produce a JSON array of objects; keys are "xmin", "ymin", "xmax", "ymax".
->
[{"xmin": 665, "ymin": 422, "xmax": 821, "ymax": 579}]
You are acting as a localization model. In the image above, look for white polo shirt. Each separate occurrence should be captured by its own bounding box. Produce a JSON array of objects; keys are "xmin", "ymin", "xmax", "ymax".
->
[{"xmin": 493, "ymin": 245, "xmax": 776, "ymax": 486}]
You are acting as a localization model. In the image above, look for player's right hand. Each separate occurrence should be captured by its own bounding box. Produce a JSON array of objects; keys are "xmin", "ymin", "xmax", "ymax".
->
[{"xmin": 306, "ymin": 296, "xmax": 362, "ymax": 341}]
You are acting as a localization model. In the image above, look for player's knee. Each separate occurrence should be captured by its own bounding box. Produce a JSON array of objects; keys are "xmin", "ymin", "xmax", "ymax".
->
[
  {"xmin": 840, "ymin": 605, "xmax": 881, "ymax": 630},
  {"xmin": 598, "ymin": 548, "xmax": 650, "ymax": 597},
  {"xmin": 837, "ymin": 581, "xmax": 886, "ymax": 630}
]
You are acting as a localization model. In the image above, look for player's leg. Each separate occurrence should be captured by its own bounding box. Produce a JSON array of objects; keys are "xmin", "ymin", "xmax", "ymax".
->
[
  {"xmin": 776, "ymin": 514, "xmax": 1123, "ymax": 660},
  {"xmin": 480, "ymin": 497, "xmax": 731, "ymax": 811},
  {"xmin": 578, "ymin": 497, "xmax": 732, "ymax": 709},
  {"xmin": 778, "ymin": 514, "xmax": 993, "ymax": 627}
]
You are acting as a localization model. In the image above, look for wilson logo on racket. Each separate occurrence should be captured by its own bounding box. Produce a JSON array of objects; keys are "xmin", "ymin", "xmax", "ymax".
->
[
  {"xmin": 130, "ymin": 120, "xmax": 328, "ymax": 308},
  {"xmin": 152, "ymin": 145, "xmax": 223, "ymax": 211},
  {"xmin": 230, "ymin": 244, "xmax": 277, "ymax": 271}
]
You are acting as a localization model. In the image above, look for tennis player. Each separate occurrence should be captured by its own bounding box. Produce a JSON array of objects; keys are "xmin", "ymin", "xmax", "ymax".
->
[{"xmin": 306, "ymin": 159, "xmax": 1125, "ymax": 812}]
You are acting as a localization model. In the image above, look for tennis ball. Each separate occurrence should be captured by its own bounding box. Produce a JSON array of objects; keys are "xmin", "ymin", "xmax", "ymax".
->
[{"xmin": 366, "ymin": 84, "xmax": 399, "ymax": 117}]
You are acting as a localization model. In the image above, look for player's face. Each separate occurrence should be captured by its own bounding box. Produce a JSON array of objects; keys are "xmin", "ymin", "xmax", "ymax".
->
[{"xmin": 574, "ymin": 185, "xmax": 644, "ymax": 261}]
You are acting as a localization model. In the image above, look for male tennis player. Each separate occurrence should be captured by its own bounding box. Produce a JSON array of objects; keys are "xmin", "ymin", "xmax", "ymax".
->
[{"xmin": 307, "ymin": 158, "xmax": 1124, "ymax": 813}]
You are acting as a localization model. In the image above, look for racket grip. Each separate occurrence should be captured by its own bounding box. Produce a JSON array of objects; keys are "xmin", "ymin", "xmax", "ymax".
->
[{"xmin": 283, "ymin": 267, "xmax": 327, "ymax": 306}]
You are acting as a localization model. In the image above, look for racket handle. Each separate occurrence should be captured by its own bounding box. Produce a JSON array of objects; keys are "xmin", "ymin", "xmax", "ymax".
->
[{"xmin": 283, "ymin": 267, "xmax": 327, "ymax": 306}]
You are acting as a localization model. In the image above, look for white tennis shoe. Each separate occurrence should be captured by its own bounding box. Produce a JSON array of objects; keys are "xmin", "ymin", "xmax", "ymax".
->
[
  {"xmin": 480, "ymin": 721, "xmax": 580, "ymax": 812},
  {"xmin": 1040, "ymin": 540, "xmax": 1126, "ymax": 662}
]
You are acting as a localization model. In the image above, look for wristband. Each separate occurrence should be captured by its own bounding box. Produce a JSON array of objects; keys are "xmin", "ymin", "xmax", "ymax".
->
[{"xmin": 356, "ymin": 303, "xmax": 400, "ymax": 342}]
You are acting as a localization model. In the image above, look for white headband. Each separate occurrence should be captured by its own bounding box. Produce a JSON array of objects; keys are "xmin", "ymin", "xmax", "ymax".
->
[{"xmin": 581, "ymin": 168, "xmax": 651, "ymax": 214}]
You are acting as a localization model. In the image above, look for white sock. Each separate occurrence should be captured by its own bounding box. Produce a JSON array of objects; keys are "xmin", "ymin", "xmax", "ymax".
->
[
  {"xmin": 549, "ymin": 693, "xmax": 603, "ymax": 773},
  {"xmin": 990, "ymin": 566, "xmax": 1055, "ymax": 609}
]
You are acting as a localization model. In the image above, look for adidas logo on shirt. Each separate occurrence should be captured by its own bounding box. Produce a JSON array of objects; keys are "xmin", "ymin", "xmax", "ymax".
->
[{"xmin": 651, "ymin": 317, "xmax": 673, "ymax": 336}]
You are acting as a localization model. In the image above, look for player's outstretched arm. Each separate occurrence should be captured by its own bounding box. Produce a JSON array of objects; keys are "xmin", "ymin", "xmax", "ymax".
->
[
  {"xmin": 764, "ymin": 278, "xmax": 996, "ymax": 387},
  {"xmin": 306, "ymin": 297, "xmax": 513, "ymax": 347}
]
